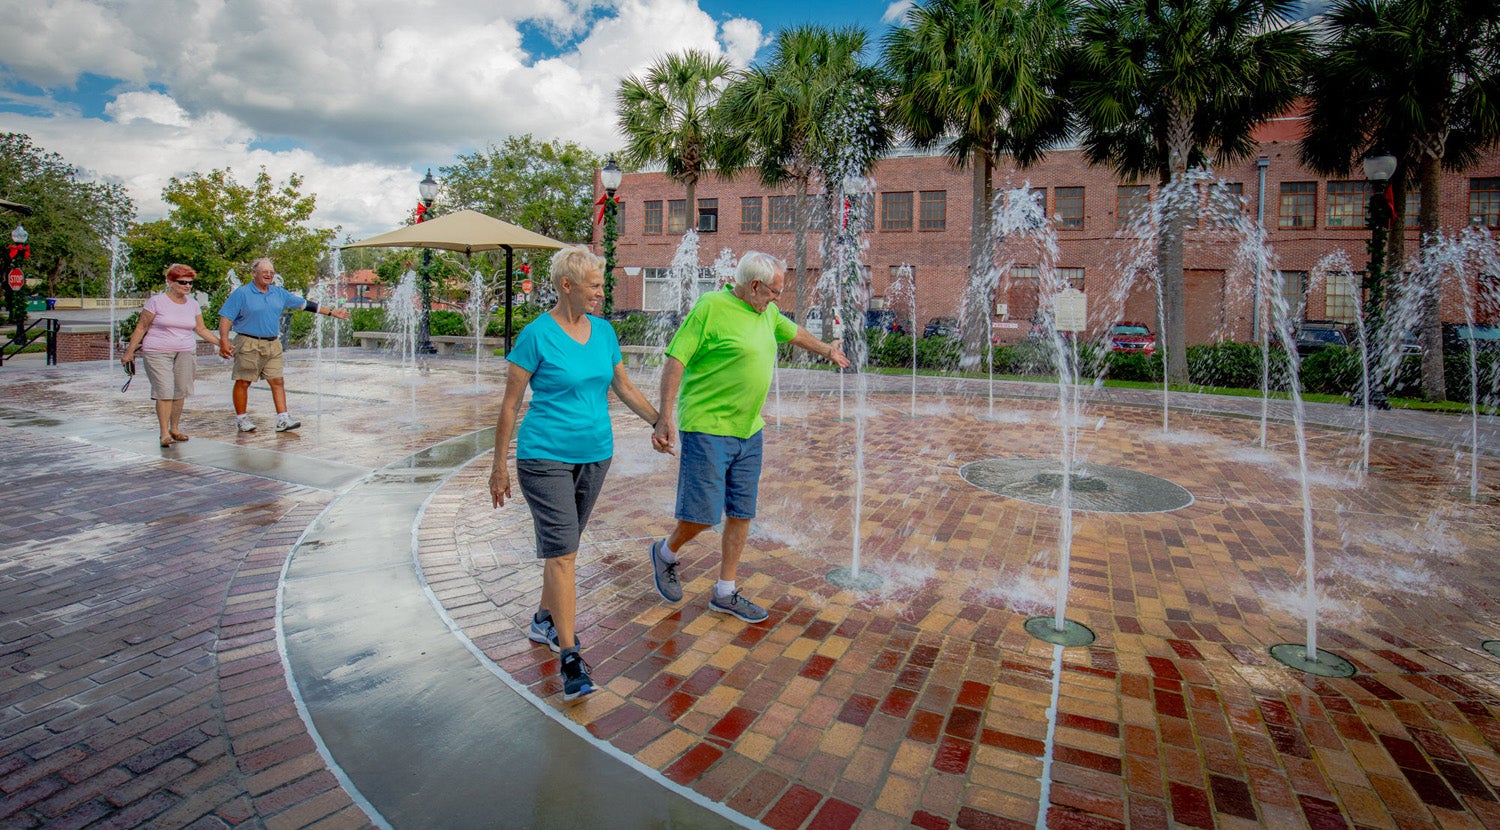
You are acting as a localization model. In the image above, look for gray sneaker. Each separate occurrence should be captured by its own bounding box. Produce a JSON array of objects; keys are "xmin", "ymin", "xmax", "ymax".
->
[
  {"xmin": 527, "ymin": 614, "xmax": 580, "ymax": 654},
  {"xmin": 709, "ymin": 590, "xmax": 768, "ymax": 623},
  {"xmin": 649, "ymin": 539, "xmax": 683, "ymax": 602},
  {"xmin": 275, "ymin": 415, "xmax": 301, "ymax": 432}
]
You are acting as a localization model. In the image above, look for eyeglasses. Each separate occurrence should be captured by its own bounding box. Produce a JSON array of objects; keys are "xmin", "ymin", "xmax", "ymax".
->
[
  {"xmin": 754, "ymin": 280, "xmax": 783, "ymax": 299},
  {"xmin": 172, "ymin": 279, "xmax": 194, "ymax": 286}
]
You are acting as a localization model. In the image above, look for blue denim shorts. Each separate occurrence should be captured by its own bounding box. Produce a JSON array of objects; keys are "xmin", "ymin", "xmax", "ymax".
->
[
  {"xmin": 515, "ymin": 458, "xmax": 612, "ymax": 558},
  {"xmin": 675, "ymin": 430, "xmax": 764, "ymax": 526}
]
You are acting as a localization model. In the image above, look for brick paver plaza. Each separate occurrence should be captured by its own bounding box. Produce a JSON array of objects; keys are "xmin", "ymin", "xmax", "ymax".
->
[{"xmin": 1, "ymin": 351, "xmax": 1497, "ymax": 828}]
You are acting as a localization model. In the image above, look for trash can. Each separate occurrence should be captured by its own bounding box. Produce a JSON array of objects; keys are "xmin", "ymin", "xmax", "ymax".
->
[
  {"xmin": 25, "ymin": 297, "xmax": 45, "ymax": 312},
  {"xmin": 45, "ymin": 298, "xmax": 55, "ymax": 310}
]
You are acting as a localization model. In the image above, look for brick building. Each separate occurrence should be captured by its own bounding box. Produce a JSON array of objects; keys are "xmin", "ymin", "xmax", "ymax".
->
[{"xmin": 597, "ymin": 115, "xmax": 1500, "ymax": 345}]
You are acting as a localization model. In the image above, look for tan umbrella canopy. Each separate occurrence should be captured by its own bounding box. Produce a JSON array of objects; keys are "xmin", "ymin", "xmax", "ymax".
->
[
  {"xmin": 0, "ymin": 198, "xmax": 34, "ymax": 215},
  {"xmin": 342, "ymin": 209, "xmax": 570, "ymax": 352}
]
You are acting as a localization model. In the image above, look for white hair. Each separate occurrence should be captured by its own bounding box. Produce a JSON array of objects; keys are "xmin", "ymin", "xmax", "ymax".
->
[
  {"xmin": 735, "ymin": 251, "xmax": 785, "ymax": 289},
  {"xmin": 549, "ymin": 245, "xmax": 605, "ymax": 292}
]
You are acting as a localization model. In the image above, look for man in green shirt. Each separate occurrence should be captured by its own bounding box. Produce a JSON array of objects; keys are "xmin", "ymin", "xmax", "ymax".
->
[{"xmin": 648, "ymin": 252, "xmax": 850, "ymax": 623}]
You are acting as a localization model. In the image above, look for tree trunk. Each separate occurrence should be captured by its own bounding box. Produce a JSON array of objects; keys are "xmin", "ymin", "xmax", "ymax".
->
[
  {"xmin": 1160, "ymin": 115, "xmax": 1193, "ymax": 385},
  {"xmin": 961, "ymin": 153, "xmax": 993, "ymax": 370},
  {"xmin": 794, "ymin": 178, "xmax": 810, "ymax": 325},
  {"xmin": 681, "ymin": 177, "xmax": 697, "ymax": 317},
  {"xmin": 1417, "ymin": 153, "xmax": 1445, "ymax": 401}
]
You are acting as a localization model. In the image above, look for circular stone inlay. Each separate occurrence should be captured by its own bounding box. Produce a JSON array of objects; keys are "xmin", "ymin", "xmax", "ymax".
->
[{"xmin": 959, "ymin": 458, "xmax": 1195, "ymax": 514}]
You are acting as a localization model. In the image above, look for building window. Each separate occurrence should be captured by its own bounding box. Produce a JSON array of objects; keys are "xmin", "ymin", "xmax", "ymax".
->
[
  {"xmin": 612, "ymin": 203, "xmax": 624, "ymax": 235},
  {"xmin": 1404, "ymin": 191, "xmax": 1421, "ymax": 228},
  {"xmin": 1276, "ymin": 271, "xmax": 1307, "ymax": 320},
  {"xmin": 1030, "ymin": 188, "xmax": 1047, "ymax": 219},
  {"xmin": 919, "ymin": 191, "xmax": 946, "ymax": 231},
  {"xmin": 1116, "ymin": 185, "xmax": 1150, "ymax": 229},
  {"xmin": 767, "ymin": 196, "xmax": 796, "ymax": 232},
  {"xmin": 1055, "ymin": 187, "xmax": 1084, "ymax": 228},
  {"xmin": 697, "ymin": 198, "xmax": 718, "ymax": 232},
  {"xmin": 850, "ymin": 193, "xmax": 876, "ymax": 231},
  {"xmin": 1325, "ymin": 269, "xmax": 1359, "ymax": 322},
  {"xmin": 741, "ymin": 197, "xmax": 762, "ymax": 233},
  {"xmin": 1470, "ymin": 178, "xmax": 1500, "ymax": 228},
  {"xmin": 882, "ymin": 191, "xmax": 913, "ymax": 231},
  {"xmin": 667, "ymin": 199, "xmax": 688, "ymax": 234},
  {"xmin": 1326, "ymin": 181, "xmax": 1368, "ymax": 228},
  {"xmin": 644, "ymin": 201, "xmax": 663, "ymax": 235},
  {"xmin": 1195, "ymin": 182, "xmax": 1244, "ymax": 228},
  {"xmin": 1057, "ymin": 267, "xmax": 1085, "ymax": 290},
  {"xmin": 1279, "ymin": 182, "xmax": 1316, "ymax": 228},
  {"xmin": 641, "ymin": 265, "xmax": 719, "ymax": 311}
]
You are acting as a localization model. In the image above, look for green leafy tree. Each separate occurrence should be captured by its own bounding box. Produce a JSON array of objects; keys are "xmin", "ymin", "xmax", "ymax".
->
[
  {"xmin": 1069, "ymin": 0, "xmax": 1310, "ymax": 383},
  {"xmin": 438, "ymin": 134, "xmax": 598, "ymax": 307},
  {"xmin": 617, "ymin": 49, "xmax": 733, "ymax": 315},
  {"xmin": 124, "ymin": 167, "xmax": 335, "ymax": 296},
  {"xmin": 884, "ymin": 0, "xmax": 1075, "ymax": 366},
  {"xmin": 0, "ymin": 133, "xmax": 134, "ymax": 310},
  {"xmin": 718, "ymin": 25, "xmax": 889, "ymax": 325},
  {"xmin": 1300, "ymin": 0, "xmax": 1500, "ymax": 401}
]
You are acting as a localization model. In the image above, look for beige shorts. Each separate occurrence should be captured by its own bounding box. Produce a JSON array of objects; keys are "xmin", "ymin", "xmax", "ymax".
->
[
  {"xmin": 142, "ymin": 350, "xmax": 196, "ymax": 400},
  {"xmin": 232, "ymin": 335, "xmax": 284, "ymax": 382}
]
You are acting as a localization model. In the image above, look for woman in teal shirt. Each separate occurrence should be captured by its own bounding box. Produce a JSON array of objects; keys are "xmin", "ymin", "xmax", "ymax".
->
[{"xmin": 488, "ymin": 246, "xmax": 659, "ymax": 702}]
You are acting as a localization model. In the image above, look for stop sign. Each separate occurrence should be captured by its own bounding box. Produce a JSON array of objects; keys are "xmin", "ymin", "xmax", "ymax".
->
[
  {"xmin": 7, "ymin": 269, "xmax": 21, "ymax": 290},
  {"xmin": 521, "ymin": 279, "xmax": 533, "ymax": 293}
]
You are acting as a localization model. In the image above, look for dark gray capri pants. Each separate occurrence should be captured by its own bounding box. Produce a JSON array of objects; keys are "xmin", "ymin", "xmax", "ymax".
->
[{"xmin": 515, "ymin": 458, "xmax": 612, "ymax": 558}]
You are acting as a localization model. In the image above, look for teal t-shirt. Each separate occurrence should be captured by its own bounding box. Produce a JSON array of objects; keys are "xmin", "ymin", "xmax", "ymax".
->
[
  {"xmin": 666, "ymin": 286, "xmax": 798, "ymax": 438},
  {"xmin": 509, "ymin": 313, "xmax": 622, "ymax": 464}
]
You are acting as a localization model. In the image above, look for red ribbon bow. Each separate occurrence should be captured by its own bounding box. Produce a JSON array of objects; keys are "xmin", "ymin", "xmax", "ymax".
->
[
  {"xmin": 519, "ymin": 264, "xmax": 531, "ymax": 275},
  {"xmin": 7, "ymin": 244, "xmax": 29, "ymax": 260},
  {"xmin": 593, "ymin": 193, "xmax": 621, "ymax": 225},
  {"xmin": 415, "ymin": 203, "xmax": 428, "ymax": 223}
]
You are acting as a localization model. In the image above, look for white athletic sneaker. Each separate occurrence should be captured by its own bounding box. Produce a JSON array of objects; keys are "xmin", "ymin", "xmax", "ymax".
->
[
  {"xmin": 275, "ymin": 415, "xmax": 301, "ymax": 432},
  {"xmin": 235, "ymin": 415, "xmax": 257, "ymax": 433}
]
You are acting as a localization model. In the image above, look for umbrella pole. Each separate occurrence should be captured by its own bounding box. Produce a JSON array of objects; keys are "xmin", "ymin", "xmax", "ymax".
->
[{"xmin": 504, "ymin": 246, "xmax": 514, "ymax": 356}]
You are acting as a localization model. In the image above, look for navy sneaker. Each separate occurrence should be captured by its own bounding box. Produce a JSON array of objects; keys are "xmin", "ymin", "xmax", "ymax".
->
[
  {"xmin": 709, "ymin": 590, "xmax": 768, "ymax": 623},
  {"xmin": 527, "ymin": 614, "xmax": 580, "ymax": 654},
  {"xmin": 649, "ymin": 539, "xmax": 683, "ymax": 602},
  {"xmin": 560, "ymin": 650, "xmax": 596, "ymax": 702}
]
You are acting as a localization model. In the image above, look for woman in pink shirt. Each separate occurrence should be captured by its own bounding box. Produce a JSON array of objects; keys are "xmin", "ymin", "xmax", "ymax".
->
[{"xmin": 121, "ymin": 264, "xmax": 223, "ymax": 447}]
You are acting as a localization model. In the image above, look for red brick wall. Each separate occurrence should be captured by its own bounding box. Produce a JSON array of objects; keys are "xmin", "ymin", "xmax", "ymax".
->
[
  {"xmin": 600, "ymin": 137, "xmax": 1500, "ymax": 344},
  {"xmin": 57, "ymin": 331, "xmax": 112, "ymax": 363}
]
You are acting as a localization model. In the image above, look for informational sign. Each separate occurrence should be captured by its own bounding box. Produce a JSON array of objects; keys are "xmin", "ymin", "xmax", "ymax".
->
[
  {"xmin": 7, "ymin": 268, "xmax": 22, "ymax": 290},
  {"xmin": 1054, "ymin": 288, "xmax": 1087, "ymax": 332}
]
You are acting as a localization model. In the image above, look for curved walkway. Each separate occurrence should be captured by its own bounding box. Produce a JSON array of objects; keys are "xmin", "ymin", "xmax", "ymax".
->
[{"xmin": 0, "ymin": 353, "xmax": 1496, "ymax": 829}]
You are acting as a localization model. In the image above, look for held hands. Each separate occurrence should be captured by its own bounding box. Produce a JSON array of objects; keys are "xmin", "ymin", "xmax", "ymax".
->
[
  {"xmin": 219, "ymin": 340, "xmax": 235, "ymax": 359},
  {"xmin": 489, "ymin": 464, "xmax": 511, "ymax": 508},
  {"xmin": 651, "ymin": 419, "xmax": 676, "ymax": 455}
]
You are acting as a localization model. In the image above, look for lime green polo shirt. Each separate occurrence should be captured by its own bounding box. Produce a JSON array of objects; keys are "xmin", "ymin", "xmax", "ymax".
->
[{"xmin": 666, "ymin": 286, "xmax": 798, "ymax": 438}]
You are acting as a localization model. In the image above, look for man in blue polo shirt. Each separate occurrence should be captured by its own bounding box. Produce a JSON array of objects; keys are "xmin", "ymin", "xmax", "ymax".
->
[{"xmin": 217, "ymin": 257, "xmax": 349, "ymax": 433}]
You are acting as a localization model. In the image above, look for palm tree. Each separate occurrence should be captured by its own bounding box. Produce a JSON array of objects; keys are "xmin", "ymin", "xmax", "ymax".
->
[
  {"xmin": 1070, "ymin": 0, "xmax": 1309, "ymax": 383},
  {"xmin": 617, "ymin": 50, "xmax": 733, "ymax": 314},
  {"xmin": 1301, "ymin": 0, "xmax": 1500, "ymax": 401},
  {"xmin": 884, "ymin": 0, "xmax": 1075, "ymax": 367},
  {"xmin": 716, "ymin": 26, "xmax": 887, "ymax": 324}
]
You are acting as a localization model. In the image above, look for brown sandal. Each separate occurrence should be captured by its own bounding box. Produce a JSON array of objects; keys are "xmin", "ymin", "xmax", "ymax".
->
[
  {"xmin": 170, "ymin": 431, "xmax": 190, "ymax": 442},
  {"xmin": 160, "ymin": 437, "xmax": 174, "ymax": 447}
]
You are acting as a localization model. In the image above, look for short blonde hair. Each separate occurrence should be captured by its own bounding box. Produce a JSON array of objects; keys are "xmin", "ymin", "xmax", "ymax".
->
[{"xmin": 549, "ymin": 246, "xmax": 605, "ymax": 293}]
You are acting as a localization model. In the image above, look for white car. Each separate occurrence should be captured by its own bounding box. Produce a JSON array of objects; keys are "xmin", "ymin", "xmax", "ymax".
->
[{"xmin": 798, "ymin": 308, "xmax": 844, "ymax": 340}]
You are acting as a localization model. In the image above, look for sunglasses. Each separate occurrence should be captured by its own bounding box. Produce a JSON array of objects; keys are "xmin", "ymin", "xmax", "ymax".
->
[{"xmin": 172, "ymin": 279, "xmax": 194, "ymax": 286}]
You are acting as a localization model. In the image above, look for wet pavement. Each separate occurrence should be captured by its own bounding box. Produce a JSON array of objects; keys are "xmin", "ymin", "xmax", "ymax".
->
[{"xmin": 1, "ymin": 350, "xmax": 1498, "ymax": 829}]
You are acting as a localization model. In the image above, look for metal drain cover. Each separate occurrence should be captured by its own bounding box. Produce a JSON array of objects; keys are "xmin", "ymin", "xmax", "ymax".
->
[{"xmin": 959, "ymin": 458, "xmax": 1194, "ymax": 514}]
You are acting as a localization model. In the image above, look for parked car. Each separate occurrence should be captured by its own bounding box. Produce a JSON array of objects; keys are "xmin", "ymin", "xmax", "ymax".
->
[
  {"xmin": 923, "ymin": 316, "xmax": 960, "ymax": 338},
  {"xmin": 1106, "ymin": 321, "xmax": 1155, "ymax": 354},
  {"xmin": 800, "ymin": 308, "xmax": 844, "ymax": 340},
  {"xmin": 1441, "ymin": 322, "xmax": 1500, "ymax": 354},
  {"xmin": 1398, "ymin": 328, "xmax": 1423, "ymax": 356},
  {"xmin": 1294, "ymin": 321, "xmax": 1349, "ymax": 356},
  {"xmin": 864, "ymin": 309, "xmax": 908, "ymax": 334}
]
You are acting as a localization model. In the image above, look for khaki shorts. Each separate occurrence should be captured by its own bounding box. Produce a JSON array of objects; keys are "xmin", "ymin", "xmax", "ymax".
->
[
  {"xmin": 142, "ymin": 350, "xmax": 195, "ymax": 400},
  {"xmin": 232, "ymin": 335, "xmax": 284, "ymax": 382}
]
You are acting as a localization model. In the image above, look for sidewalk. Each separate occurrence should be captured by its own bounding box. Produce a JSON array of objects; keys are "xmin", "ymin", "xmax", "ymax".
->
[{"xmin": 1, "ymin": 352, "xmax": 1496, "ymax": 829}]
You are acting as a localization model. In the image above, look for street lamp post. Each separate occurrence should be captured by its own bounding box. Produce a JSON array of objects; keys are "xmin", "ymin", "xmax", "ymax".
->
[
  {"xmin": 600, "ymin": 157, "xmax": 622, "ymax": 316},
  {"xmin": 416, "ymin": 169, "xmax": 439, "ymax": 354},
  {"xmin": 1357, "ymin": 152, "xmax": 1397, "ymax": 410},
  {"xmin": 6, "ymin": 224, "xmax": 30, "ymax": 343}
]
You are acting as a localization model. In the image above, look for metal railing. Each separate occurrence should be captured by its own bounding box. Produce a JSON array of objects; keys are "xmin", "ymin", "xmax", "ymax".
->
[{"xmin": 0, "ymin": 317, "xmax": 60, "ymax": 366}]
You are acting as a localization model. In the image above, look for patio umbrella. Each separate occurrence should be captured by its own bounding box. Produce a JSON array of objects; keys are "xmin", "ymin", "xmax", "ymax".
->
[
  {"xmin": 0, "ymin": 198, "xmax": 34, "ymax": 215},
  {"xmin": 342, "ymin": 209, "xmax": 569, "ymax": 352}
]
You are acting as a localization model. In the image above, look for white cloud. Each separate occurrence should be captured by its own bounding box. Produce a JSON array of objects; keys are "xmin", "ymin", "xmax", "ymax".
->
[
  {"xmin": 0, "ymin": 0, "xmax": 768, "ymax": 239},
  {"xmin": 882, "ymin": 1, "xmax": 914, "ymax": 26}
]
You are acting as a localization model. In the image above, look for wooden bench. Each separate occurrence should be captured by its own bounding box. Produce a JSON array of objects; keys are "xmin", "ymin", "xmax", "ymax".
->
[
  {"xmin": 351, "ymin": 331, "xmax": 505, "ymax": 356},
  {"xmin": 620, "ymin": 344, "xmax": 665, "ymax": 369}
]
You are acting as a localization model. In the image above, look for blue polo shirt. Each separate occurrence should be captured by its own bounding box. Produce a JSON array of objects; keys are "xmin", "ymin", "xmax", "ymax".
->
[{"xmin": 219, "ymin": 283, "xmax": 307, "ymax": 337}]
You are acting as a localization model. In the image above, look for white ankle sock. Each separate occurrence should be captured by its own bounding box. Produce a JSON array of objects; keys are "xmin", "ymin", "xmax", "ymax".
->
[
  {"xmin": 714, "ymin": 580, "xmax": 735, "ymax": 598},
  {"xmin": 657, "ymin": 539, "xmax": 678, "ymax": 563}
]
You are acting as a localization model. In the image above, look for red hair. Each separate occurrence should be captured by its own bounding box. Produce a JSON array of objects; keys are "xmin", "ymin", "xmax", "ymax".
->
[{"xmin": 165, "ymin": 264, "xmax": 196, "ymax": 282}]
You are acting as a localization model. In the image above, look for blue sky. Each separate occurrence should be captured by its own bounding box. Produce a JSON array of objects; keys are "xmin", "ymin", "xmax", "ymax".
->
[{"xmin": 0, "ymin": 0, "xmax": 913, "ymax": 241}]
